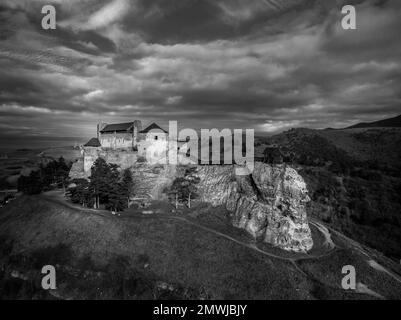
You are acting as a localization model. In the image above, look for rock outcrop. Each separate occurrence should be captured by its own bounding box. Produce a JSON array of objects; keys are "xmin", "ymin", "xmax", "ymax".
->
[
  {"xmin": 69, "ymin": 159, "xmax": 86, "ymax": 180},
  {"xmin": 196, "ymin": 163, "xmax": 313, "ymax": 252},
  {"xmin": 69, "ymin": 156, "xmax": 313, "ymax": 251},
  {"xmin": 130, "ymin": 163, "xmax": 176, "ymax": 201}
]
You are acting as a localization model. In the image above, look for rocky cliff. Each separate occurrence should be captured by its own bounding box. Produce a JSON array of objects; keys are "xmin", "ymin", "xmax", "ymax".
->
[
  {"xmin": 69, "ymin": 157, "xmax": 313, "ymax": 252},
  {"xmin": 195, "ymin": 163, "xmax": 313, "ymax": 252}
]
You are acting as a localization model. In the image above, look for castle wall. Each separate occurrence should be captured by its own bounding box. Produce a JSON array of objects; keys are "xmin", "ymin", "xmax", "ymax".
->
[
  {"xmin": 82, "ymin": 123, "xmax": 169, "ymax": 174},
  {"xmin": 83, "ymin": 148, "xmax": 138, "ymax": 175},
  {"xmin": 100, "ymin": 132, "xmax": 133, "ymax": 150},
  {"xmin": 83, "ymin": 147, "xmax": 101, "ymax": 174},
  {"xmin": 102, "ymin": 151, "xmax": 138, "ymax": 169},
  {"xmin": 138, "ymin": 140, "xmax": 168, "ymax": 164}
]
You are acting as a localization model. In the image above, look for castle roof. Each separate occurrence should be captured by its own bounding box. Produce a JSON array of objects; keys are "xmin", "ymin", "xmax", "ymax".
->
[
  {"xmin": 84, "ymin": 138, "xmax": 101, "ymax": 147},
  {"xmin": 140, "ymin": 122, "xmax": 168, "ymax": 133},
  {"xmin": 100, "ymin": 122, "xmax": 134, "ymax": 133}
]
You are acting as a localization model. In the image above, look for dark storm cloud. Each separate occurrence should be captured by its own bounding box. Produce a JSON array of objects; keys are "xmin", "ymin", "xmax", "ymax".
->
[
  {"xmin": 0, "ymin": 0, "xmax": 401, "ymax": 146},
  {"xmin": 119, "ymin": 0, "xmax": 331, "ymax": 43}
]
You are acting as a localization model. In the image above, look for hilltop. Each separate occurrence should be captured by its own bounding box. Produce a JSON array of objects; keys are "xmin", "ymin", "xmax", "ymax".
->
[
  {"xmin": 345, "ymin": 114, "xmax": 401, "ymax": 129},
  {"xmin": 257, "ymin": 126, "xmax": 401, "ymax": 172}
]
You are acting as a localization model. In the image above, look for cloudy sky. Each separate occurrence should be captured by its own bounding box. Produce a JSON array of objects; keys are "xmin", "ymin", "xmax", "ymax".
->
[{"xmin": 0, "ymin": 0, "xmax": 400, "ymax": 147}]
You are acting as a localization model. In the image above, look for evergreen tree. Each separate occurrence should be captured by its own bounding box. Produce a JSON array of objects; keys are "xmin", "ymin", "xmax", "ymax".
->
[
  {"xmin": 55, "ymin": 157, "xmax": 70, "ymax": 192},
  {"xmin": 182, "ymin": 167, "xmax": 200, "ymax": 208},
  {"xmin": 121, "ymin": 169, "xmax": 134, "ymax": 208},
  {"xmin": 66, "ymin": 179, "xmax": 92, "ymax": 207},
  {"xmin": 167, "ymin": 167, "xmax": 200, "ymax": 209},
  {"xmin": 89, "ymin": 158, "xmax": 111, "ymax": 209},
  {"xmin": 89, "ymin": 158, "xmax": 128, "ymax": 211},
  {"xmin": 106, "ymin": 182, "xmax": 126, "ymax": 212},
  {"xmin": 105, "ymin": 164, "xmax": 124, "ymax": 212},
  {"xmin": 167, "ymin": 177, "xmax": 186, "ymax": 209},
  {"xmin": 17, "ymin": 170, "xmax": 43, "ymax": 195},
  {"xmin": 17, "ymin": 157, "xmax": 71, "ymax": 195}
]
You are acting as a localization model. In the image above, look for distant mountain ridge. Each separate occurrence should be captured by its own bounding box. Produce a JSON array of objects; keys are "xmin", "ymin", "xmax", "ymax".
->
[{"xmin": 345, "ymin": 114, "xmax": 401, "ymax": 129}]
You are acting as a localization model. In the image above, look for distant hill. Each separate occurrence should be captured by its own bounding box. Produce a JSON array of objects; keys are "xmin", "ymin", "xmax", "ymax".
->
[
  {"xmin": 256, "ymin": 126, "xmax": 401, "ymax": 172},
  {"xmin": 255, "ymin": 126, "xmax": 401, "ymax": 260},
  {"xmin": 345, "ymin": 114, "xmax": 401, "ymax": 129}
]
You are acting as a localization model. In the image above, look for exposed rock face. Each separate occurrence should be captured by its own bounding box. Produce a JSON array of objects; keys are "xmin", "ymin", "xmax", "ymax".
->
[
  {"xmin": 68, "ymin": 155, "xmax": 313, "ymax": 251},
  {"xmin": 69, "ymin": 159, "xmax": 86, "ymax": 180},
  {"xmin": 196, "ymin": 163, "xmax": 313, "ymax": 252},
  {"xmin": 130, "ymin": 163, "xmax": 176, "ymax": 201}
]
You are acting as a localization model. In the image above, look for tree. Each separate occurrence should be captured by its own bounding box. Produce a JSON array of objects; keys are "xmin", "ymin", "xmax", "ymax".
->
[
  {"xmin": 105, "ymin": 164, "xmax": 124, "ymax": 212},
  {"xmin": 263, "ymin": 147, "xmax": 284, "ymax": 164},
  {"xmin": 55, "ymin": 157, "xmax": 70, "ymax": 192},
  {"xmin": 182, "ymin": 167, "xmax": 200, "ymax": 208},
  {"xmin": 66, "ymin": 179, "xmax": 92, "ymax": 207},
  {"xmin": 36, "ymin": 157, "xmax": 71, "ymax": 192},
  {"xmin": 106, "ymin": 182, "xmax": 126, "ymax": 212},
  {"xmin": 167, "ymin": 177, "xmax": 186, "ymax": 209},
  {"xmin": 167, "ymin": 167, "xmax": 200, "ymax": 209},
  {"xmin": 17, "ymin": 170, "xmax": 43, "ymax": 195},
  {"xmin": 121, "ymin": 169, "xmax": 134, "ymax": 208},
  {"xmin": 88, "ymin": 158, "xmax": 129, "ymax": 212},
  {"xmin": 89, "ymin": 158, "xmax": 112, "ymax": 209}
]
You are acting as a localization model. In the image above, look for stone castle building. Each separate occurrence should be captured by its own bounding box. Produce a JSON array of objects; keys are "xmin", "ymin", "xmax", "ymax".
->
[
  {"xmin": 96, "ymin": 120, "xmax": 168, "ymax": 151},
  {"xmin": 81, "ymin": 120, "xmax": 168, "ymax": 174}
]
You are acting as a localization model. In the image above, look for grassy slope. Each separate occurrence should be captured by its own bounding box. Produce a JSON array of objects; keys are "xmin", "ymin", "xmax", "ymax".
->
[
  {"xmin": 0, "ymin": 196, "xmax": 308, "ymax": 299},
  {"xmin": 1, "ymin": 196, "xmax": 401, "ymax": 299}
]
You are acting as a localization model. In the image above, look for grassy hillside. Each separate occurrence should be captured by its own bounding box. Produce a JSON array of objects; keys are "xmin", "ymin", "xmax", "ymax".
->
[
  {"xmin": 345, "ymin": 114, "xmax": 401, "ymax": 129},
  {"xmin": 1, "ymin": 195, "xmax": 401, "ymax": 299},
  {"xmin": 258, "ymin": 127, "xmax": 401, "ymax": 173}
]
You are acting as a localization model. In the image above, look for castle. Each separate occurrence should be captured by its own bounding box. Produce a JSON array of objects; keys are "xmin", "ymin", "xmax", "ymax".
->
[
  {"xmin": 81, "ymin": 121, "xmax": 169, "ymax": 174},
  {"xmin": 78, "ymin": 120, "xmax": 254, "ymax": 176}
]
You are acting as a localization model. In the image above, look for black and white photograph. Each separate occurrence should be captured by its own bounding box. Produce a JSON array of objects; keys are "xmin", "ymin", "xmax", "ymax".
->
[{"xmin": 0, "ymin": 0, "xmax": 401, "ymax": 307}]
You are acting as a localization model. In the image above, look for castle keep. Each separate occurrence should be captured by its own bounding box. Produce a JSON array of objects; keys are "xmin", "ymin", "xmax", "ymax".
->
[{"xmin": 97, "ymin": 121, "xmax": 143, "ymax": 150}]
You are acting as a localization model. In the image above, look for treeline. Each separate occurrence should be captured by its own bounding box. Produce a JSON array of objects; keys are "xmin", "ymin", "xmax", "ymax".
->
[
  {"xmin": 67, "ymin": 158, "xmax": 133, "ymax": 212},
  {"xmin": 17, "ymin": 157, "xmax": 71, "ymax": 195},
  {"xmin": 263, "ymin": 134, "xmax": 356, "ymax": 175}
]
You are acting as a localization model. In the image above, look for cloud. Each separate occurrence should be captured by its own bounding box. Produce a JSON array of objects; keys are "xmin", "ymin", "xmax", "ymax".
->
[
  {"xmin": 83, "ymin": 89, "xmax": 104, "ymax": 101},
  {"xmin": 60, "ymin": 0, "xmax": 131, "ymax": 31},
  {"xmin": 0, "ymin": 0, "xmax": 401, "ymax": 147},
  {"xmin": 166, "ymin": 96, "xmax": 183, "ymax": 105}
]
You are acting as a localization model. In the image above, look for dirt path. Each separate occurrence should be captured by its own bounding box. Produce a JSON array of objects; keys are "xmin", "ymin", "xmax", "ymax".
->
[
  {"xmin": 41, "ymin": 192, "xmax": 335, "ymax": 263},
  {"xmin": 309, "ymin": 220, "xmax": 335, "ymax": 250},
  {"xmin": 319, "ymin": 220, "xmax": 401, "ymax": 285},
  {"xmin": 367, "ymin": 260, "xmax": 401, "ymax": 284}
]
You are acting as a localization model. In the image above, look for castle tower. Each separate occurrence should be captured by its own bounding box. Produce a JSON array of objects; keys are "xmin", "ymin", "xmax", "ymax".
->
[
  {"xmin": 97, "ymin": 122, "xmax": 107, "ymax": 140},
  {"xmin": 132, "ymin": 120, "xmax": 142, "ymax": 148}
]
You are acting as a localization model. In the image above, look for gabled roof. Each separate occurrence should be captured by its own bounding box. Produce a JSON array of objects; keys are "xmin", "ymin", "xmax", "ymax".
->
[
  {"xmin": 100, "ymin": 122, "xmax": 134, "ymax": 133},
  {"xmin": 84, "ymin": 138, "xmax": 101, "ymax": 147},
  {"xmin": 140, "ymin": 122, "xmax": 168, "ymax": 133}
]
